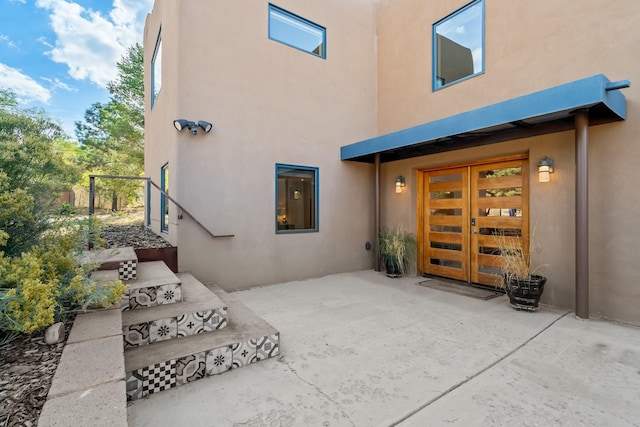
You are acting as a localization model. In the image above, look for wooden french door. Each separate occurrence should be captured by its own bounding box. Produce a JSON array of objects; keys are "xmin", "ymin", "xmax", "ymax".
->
[{"xmin": 418, "ymin": 156, "xmax": 529, "ymax": 287}]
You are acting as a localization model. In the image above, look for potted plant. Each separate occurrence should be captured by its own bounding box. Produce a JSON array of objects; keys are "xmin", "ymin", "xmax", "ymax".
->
[
  {"xmin": 497, "ymin": 232, "xmax": 547, "ymax": 311},
  {"xmin": 378, "ymin": 225, "xmax": 417, "ymax": 278}
]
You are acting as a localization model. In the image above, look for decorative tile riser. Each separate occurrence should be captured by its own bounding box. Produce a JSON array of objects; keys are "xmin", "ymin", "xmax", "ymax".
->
[
  {"xmin": 121, "ymin": 283, "xmax": 182, "ymax": 312},
  {"xmin": 123, "ymin": 308, "xmax": 228, "ymax": 349},
  {"xmin": 125, "ymin": 333, "xmax": 279, "ymax": 401},
  {"xmin": 118, "ymin": 260, "xmax": 137, "ymax": 280}
]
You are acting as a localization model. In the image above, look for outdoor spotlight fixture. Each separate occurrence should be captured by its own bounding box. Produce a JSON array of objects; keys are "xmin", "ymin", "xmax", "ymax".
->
[
  {"xmin": 395, "ymin": 176, "xmax": 406, "ymax": 193},
  {"xmin": 173, "ymin": 119, "xmax": 197, "ymax": 135},
  {"xmin": 197, "ymin": 120, "xmax": 213, "ymax": 133},
  {"xmin": 173, "ymin": 119, "xmax": 213, "ymax": 135},
  {"xmin": 538, "ymin": 156, "xmax": 554, "ymax": 183}
]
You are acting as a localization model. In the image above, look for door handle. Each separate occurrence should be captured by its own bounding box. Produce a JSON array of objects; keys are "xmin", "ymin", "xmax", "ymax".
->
[{"xmin": 472, "ymin": 229, "xmax": 478, "ymax": 234}]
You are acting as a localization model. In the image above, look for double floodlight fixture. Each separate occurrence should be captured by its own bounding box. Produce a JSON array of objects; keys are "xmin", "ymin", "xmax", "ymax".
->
[{"xmin": 173, "ymin": 119, "xmax": 213, "ymax": 135}]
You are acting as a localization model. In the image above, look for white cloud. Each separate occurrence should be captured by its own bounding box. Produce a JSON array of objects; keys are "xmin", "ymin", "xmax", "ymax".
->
[
  {"xmin": 0, "ymin": 63, "xmax": 52, "ymax": 103},
  {"xmin": 35, "ymin": 0, "xmax": 153, "ymax": 87},
  {"xmin": 40, "ymin": 76, "xmax": 77, "ymax": 93},
  {"xmin": 0, "ymin": 34, "xmax": 18, "ymax": 48},
  {"xmin": 37, "ymin": 36, "xmax": 54, "ymax": 48},
  {"xmin": 472, "ymin": 47, "xmax": 483, "ymax": 73}
]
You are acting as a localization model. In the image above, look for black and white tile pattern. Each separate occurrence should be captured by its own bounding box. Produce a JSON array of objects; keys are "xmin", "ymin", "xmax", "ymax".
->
[
  {"xmin": 206, "ymin": 346, "xmax": 232, "ymax": 375},
  {"xmin": 149, "ymin": 317, "xmax": 177, "ymax": 343},
  {"xmin": 231, "ymin": 340, "xmax": 257, "ymax": 369},
  {"xmin": 199, "ymin": 307, "xmax": 227, "ymax": 332},
  {"xmin": 157, "ymin": 283, "xmax": 181, "ymax": 305},
  {"xmin": 128, "ymin": 287, "xmax": 157, "ymax": 310},
  {"xmin": 142, "ymin": 360, "xmax": 176, "ymax": 395},
  {"xmin": 125, "ymin": 370, "xmax": 145, "ymax": 401},
  {"xmin": 177, "ymin": 312, "xmax": 203, "ymax": 337},
  {"xmin": 123, "ymin": 323, "xmax": 149, "ymax": 349},
  {"xmin": 118, "ymin": 260, "xmax": 137, "ymax": 280},
  {"xmin": 176, "ymin": 352, "xmax": 206, "ymax": 386},
  {"xmin": 255, "ymin": 333, "xmax": 280, "ymax": 361}
]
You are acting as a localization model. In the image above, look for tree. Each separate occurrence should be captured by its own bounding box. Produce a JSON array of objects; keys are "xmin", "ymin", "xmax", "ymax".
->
[
  {"xmin": 0, "ymin": 89, "xmax": 125, "ymax": 342},
  {"xmin": 76, "ymin": 43, "xmax": 145, "ymax": 210},
  {"xmin": 0, "ymin": 89, "xmax": 81, "ymax": 257}
]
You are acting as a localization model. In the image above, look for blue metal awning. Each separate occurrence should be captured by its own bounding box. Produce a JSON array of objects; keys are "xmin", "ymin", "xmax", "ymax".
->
[{"xmin": 341, "ymin": 74, "xmax": 628, "ymax": 163}]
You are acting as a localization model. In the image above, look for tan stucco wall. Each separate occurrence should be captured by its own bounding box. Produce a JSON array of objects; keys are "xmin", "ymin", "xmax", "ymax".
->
[
  {"xmin": 145, "ymin": 0, "xmax": 379, "ymax": 289},
  {"xmin": 146, "ymin": 0, "xmax": 640, "ymax": 324},
  {"xmin": 376, "ymin": 0, "xmax": 640, "ymax": 324},
  {"xmin": 144, "ymin": 0, "xmax": 181, "ymax": 246}
]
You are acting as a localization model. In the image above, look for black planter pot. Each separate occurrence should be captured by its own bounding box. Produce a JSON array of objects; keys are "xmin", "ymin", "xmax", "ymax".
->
[
  {"xmin": 384, "ymin": 257, "xmax": 402, "ymax": 278},
  {"xmin": 504, "ymin": 275, "xmax": 547, "ymax": 311}
]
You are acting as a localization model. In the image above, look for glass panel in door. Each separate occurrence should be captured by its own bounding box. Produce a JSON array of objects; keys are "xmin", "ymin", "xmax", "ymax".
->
[{"xmin": 470, "ymin": 160, "xmax": 529, "ymax": 286}]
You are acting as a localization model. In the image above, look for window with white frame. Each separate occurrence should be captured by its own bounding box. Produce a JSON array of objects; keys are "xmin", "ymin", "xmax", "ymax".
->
[{"xmin": 433, "ymin": 0, "xmax": 484, "ymax": 90}]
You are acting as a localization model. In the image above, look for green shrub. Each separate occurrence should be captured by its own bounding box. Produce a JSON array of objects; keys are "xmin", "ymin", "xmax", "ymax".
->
[{"xmin": 0, "ymin": 222, "xmax": 126, "ymax": 340}]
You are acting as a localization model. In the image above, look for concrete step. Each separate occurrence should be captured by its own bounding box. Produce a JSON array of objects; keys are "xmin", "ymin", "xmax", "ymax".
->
[
  {"xmin": 122, "ymin": 274, "xmax": 228, "ymax": 349},
  {"xmin": 124, "ymin": 284, "xmax": 280, "ymax": 401},
  {"xmin": 91, "ymin": 261, "xmax": 182, "ymax": 311},
  {"xmin": 80, "ymin": 247, "xmax": 138, "ymax": 280}
]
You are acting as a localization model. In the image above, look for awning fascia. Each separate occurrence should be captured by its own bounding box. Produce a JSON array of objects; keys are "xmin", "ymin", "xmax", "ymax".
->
[{"xmin": 341, "ymin": 74, "xmax": 627, "ymax": 163}]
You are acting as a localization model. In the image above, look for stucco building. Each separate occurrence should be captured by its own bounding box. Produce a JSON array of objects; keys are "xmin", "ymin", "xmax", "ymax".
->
[{"xmin": 144, "ymin": 0, "xmax": 639, "ymax": 325}]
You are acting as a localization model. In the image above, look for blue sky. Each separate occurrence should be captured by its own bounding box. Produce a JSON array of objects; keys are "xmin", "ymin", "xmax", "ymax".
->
[{"xmin": 0, "ymin": 0, "xmax": 153, "ymax": 138}]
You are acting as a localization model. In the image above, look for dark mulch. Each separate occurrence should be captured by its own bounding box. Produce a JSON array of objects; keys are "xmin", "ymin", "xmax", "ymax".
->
[{"xmin": 0, "ymin": 317, "xmax": 74, "ymax": 427}]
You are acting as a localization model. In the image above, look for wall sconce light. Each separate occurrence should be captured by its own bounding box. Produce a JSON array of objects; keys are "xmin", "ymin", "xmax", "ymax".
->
[
  {"xmin": 395, "ymin": 176, "xmax": 406, "ymax": 193},
  {"xmin": 173, "ymin": 119, "xmax": 213, "ymax": 135},
  {"xmin": 538, "ymin": 156, "xmax": 554, "ymax": 183}
]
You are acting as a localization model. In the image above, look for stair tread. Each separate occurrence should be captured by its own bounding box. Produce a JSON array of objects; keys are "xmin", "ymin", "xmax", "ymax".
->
[
  {"xmin": 79, "ymin": 247, "xmax": 137, "ymax": 270},
  {"xmin": 122, "ymin": 274, "xmax": 226, "ymax": 326},
  {"xmin": 124, "ymin": 284, "xmax": 278, "ymax": 372},
  {"xmin": 126, "ymin": 261, "xmax": 180, "ymax": 290},
  {"xmin": 90, "ymin": 261, "xmax": 179, "ymax": 291}
]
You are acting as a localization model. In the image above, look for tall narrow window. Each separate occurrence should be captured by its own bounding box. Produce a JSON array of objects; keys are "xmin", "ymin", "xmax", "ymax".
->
[
  {"xmin": 276, "ymin": 164, "xmax": 318, "ymax": 233},
  {"xmin": 433, "ymin": 0, "xmax": 484, "ymax": 90},
  {"xmin": 151, "ymin": 28, "xmax": 162, "ymax": 108},
  {"xmin": 160, "ymin": 163, "xmax": 169, "ymax": 233},
  {"xmin": 268, "ymin": 4, "xmax": 326, "ymax": 58}
]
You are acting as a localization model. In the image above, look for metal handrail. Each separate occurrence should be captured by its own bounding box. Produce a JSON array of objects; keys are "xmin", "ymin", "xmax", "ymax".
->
[{"xmin": 88, "ymin": 174, "xmax": 234, "ymax": 239}]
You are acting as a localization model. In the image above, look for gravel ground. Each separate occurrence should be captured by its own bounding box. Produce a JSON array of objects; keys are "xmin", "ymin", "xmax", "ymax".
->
[
  {"xmin": 0, "ymin": 224, "xmax": 169, "ymax": 426},
  {"xmin": 100, "ymin": 224, "xmax": 172, "ymax": 249}
]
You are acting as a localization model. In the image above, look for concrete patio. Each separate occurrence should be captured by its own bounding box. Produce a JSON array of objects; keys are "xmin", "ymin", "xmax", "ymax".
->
[{"xmin": 127, "ymin": 271, "xmax": 640, "ymax": 426}]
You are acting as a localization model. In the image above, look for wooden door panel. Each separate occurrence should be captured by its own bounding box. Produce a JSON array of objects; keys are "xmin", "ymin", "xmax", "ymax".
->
[
  {"xmin": 419, "ymin": 157, "xmax": 528, "ymax": 288},
  {"xmin": 422, "ymin": 167, "xmax": 469, "ymax": 282},
  {"xmin": 471, "ymin": 160, "xmax": 528, "ymax": 286},
  {"xmin": 429, "ymin": 232, "xmax": 463, "ymax": 244}
]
